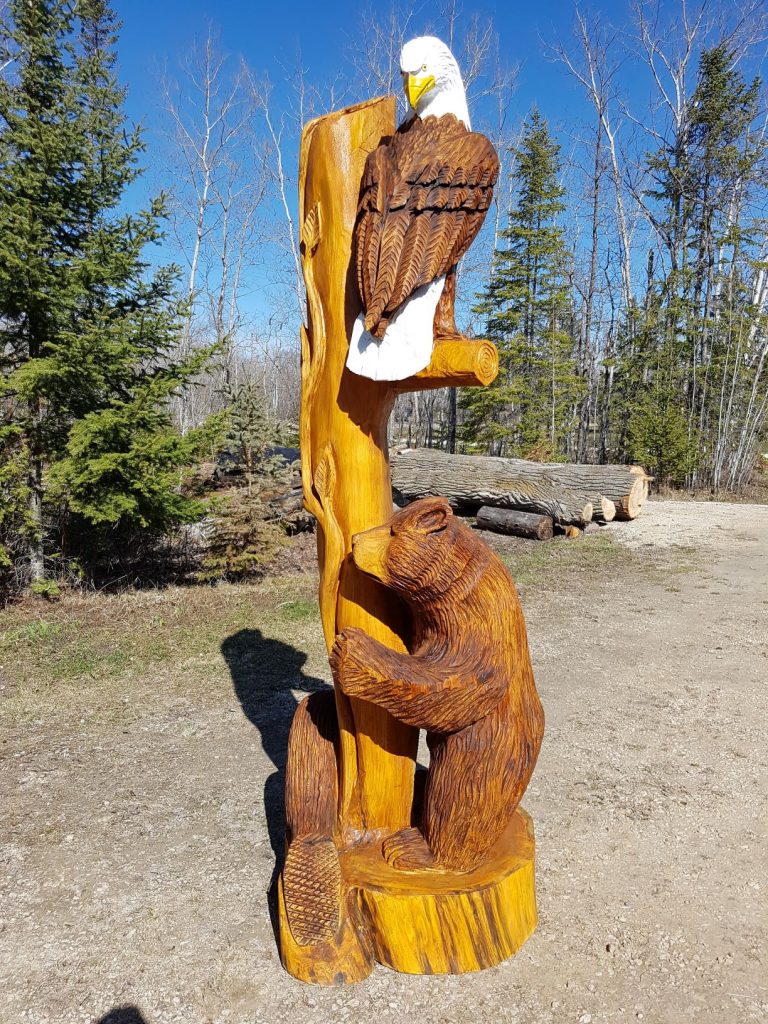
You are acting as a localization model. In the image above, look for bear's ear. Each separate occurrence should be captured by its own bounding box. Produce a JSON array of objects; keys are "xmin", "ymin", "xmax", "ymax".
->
[{"xmin": 412, "ymin": 499, "xmax": 452, "ymax": 535}]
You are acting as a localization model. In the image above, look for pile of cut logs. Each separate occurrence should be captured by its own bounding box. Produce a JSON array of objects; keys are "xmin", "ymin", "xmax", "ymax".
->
[{"xmin": 391, "ymin": 449, "xmax": 652, "ymax": 540}]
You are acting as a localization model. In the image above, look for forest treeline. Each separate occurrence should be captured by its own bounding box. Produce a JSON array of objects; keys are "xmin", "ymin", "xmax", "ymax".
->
[{"xmin": 1, "ymin": 0, "xmax": 767, "ymax": 594}]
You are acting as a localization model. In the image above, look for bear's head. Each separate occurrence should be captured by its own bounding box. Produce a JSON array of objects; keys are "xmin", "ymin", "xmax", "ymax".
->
[{"xmin": 351, "ymin": 496, "xmax": 480, "ymax": 605}]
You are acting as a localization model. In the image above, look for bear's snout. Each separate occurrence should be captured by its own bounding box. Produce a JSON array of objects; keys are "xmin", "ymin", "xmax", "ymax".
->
[{"xmin": 351, "ymin": 524, "xmax": 391, "ymax": 582}]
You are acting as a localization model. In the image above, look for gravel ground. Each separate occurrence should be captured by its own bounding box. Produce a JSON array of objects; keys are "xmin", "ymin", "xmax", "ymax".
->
[{"xmin": 1, "ymin": 499, "xmax": 766, "ymax": 1024}]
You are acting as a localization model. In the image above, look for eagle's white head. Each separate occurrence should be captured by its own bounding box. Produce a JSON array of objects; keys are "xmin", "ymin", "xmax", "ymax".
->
[{"xmin": 399, "ymin": 36, "xmax": 470, "ymax": 128}]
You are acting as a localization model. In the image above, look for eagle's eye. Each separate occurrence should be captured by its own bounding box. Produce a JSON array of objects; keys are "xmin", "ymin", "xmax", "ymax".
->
[{"xmin": 421, "ymin": 63, "xmax": 427, "ymax": 71}]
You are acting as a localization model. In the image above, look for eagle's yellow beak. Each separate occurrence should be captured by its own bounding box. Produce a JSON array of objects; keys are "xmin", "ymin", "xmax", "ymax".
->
[{"xmin": 405, "ymin": 72, "xmax": 436, "ymax": 109}]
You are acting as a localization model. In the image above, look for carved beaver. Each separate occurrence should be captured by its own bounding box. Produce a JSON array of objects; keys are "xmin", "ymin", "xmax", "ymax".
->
[{"xmin": 331, "ymin": 496, "xmax": 544, "ymax": 872}]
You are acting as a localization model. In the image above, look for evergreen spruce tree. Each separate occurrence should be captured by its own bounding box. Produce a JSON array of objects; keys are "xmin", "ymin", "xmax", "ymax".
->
[
  {"xmin": 0, "ymin": 0, "xmax": 212, "ymax": 588},
  {"xmin": 462, "ymin": 110, "xmax": 580, "ymax": 458},
  {"xmin": 626, "ymin": 340, "xmax": 695, "ymax": 487},
  {"xmin": 200, "ymin": 378, "xmax": 289, "ymax": 580},
  {"xmin": 632, "ymin": 44, "xmax": 763, "ymax": 487}
]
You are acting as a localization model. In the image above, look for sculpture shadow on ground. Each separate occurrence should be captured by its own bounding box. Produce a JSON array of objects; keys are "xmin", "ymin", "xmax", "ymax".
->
[
  {"xmin": 220, "ymin": 628, "xmax": 331, "ymax": 936},
  {"xmin": 96, "ymin": 1008, "xmax": 149, "ymax": 1024}
]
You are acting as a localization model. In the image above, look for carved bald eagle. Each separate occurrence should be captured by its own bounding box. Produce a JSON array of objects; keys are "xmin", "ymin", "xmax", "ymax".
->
[{"xmin": 346, "ymin": 36, "xmax": 499, "ymax": 382}]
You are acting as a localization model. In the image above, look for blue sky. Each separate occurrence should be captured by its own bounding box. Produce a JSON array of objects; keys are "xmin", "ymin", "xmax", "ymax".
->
[
  {"xmin": 106, "ymin": 0, "xmax": 767, "ymax": 335},
  {"xmin": 111, "ymin": 0, "xmax": 620, "ymax": 326},
  {"xmin": 115, "ymin": 0, "xmax": 601, "ymax": 143}
]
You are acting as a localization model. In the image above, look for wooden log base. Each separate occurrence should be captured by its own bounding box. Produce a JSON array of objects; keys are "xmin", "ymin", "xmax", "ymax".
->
[{"xmin": 278, "ymin": 809, "xmax": 537, "ymax": 983}]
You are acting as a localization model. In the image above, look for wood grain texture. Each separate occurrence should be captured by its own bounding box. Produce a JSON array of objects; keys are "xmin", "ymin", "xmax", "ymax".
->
[
  {"xmin": 332, "ymin": 497, "xmax": 544, "ymax": 872},
  {"xmin": 592, "ymin": 495, "xmax": 617, "ymax": 523},
  {"xmin": 283, "ymin": 834, "xmax": 342, "ymax": 946},
  {"xmin": 349, "ymin": 809, "xmax": 537, "ymax": 975},
  {"xmin": 405, "ymin": 335, "xmax": 498, "ymax": 390},
  {"xmin": 355, "ymin": 114, "xmax": 499, "ymax": 337},
  {"xmin": 298, "ymin": 95, "xmax": 416, "ymax": 836},
  {"xmin": 392, "ymin": 449, "xmax": 650, "ymax": 522},
  {"xmin": 285, "ymin": 691, "xmax": 338, "ymax": 844},
  {"xmin": 278, "ymin": 878, "xmax": 375, "ymax": 985},
  {"xmin": 392, "ymin": 449, "xmax": 593, "ymax": 525}
]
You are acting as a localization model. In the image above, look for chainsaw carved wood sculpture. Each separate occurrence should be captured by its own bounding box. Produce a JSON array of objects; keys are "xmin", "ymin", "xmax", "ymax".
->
[
  {"xmin": 278, "ymin": 36, "xmax": 544, "ymax": 984},
  {"xmin": 331, "ymin": 497, "xmax": 544, "ymax": 873},
  {"xmin": 348, "ymin": 36, "xmax": 499, "ymax": 381}
]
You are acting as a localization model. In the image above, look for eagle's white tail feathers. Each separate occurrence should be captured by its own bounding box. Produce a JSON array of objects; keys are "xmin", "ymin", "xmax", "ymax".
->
[{"xmin": 346, "ymin": 276, "xmax": 445, "ymax": 382}]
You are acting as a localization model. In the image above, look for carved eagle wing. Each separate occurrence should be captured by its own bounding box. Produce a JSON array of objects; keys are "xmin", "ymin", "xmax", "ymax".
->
[{"xmin": 355, "ymin": 114, "xmax": 499, "ymax": 339}]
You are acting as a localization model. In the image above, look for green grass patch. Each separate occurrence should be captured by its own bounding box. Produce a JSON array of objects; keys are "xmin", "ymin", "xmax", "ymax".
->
[
  {"xmin": 0, "ymin": 531, "xmax": 700, "ymax": 730},
  {"xmin": 277, "ymin": 598, "xmax": 317, "ymax": 622},
  {"xmin": 501, "ymin": 533, "xmax": 625, "ymax": 588}
]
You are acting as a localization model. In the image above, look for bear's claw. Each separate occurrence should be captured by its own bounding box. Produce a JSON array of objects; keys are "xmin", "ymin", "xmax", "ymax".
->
[{"xmin": 382, "ymin": 827, "xmax": 438, "ymax": 872}]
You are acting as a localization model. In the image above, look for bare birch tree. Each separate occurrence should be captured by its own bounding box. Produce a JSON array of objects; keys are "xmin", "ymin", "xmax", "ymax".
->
[{"xmin": 161, "ymin": 30, "xmax": 270, "ymax": 431}]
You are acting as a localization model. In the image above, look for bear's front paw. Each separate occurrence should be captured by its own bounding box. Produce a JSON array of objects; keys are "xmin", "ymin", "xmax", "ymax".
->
[
  {"xmin": 382, "ymin": 828, "xmax": 438, "ymax": 872},
  {"xmin": 330, "ymin": 626, "xmax": 377, "ymax": 694}
]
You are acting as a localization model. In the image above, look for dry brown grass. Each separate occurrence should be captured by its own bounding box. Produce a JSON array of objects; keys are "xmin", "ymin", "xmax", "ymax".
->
[
  {"xmin": 0, "ymin": 526, "xmax": 690, "ymax": 731},
  {"xmin": 655, "ymin": 465, "xmax": 768, "ymax": 505},
  {"xmin": 0, "ymin": 572, "xmax": 325, "ymax": 726}
]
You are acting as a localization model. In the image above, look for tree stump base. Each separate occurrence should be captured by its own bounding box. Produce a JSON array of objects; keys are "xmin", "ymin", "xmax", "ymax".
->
[{"xmin": 278, "ymin": 808, "xmax": 537, "ymax": 983}]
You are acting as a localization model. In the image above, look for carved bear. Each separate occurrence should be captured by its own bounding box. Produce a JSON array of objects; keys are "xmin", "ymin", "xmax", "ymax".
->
[{"xmin": 331, "ymin": 496, "xmax": 544, "ymax": 872}]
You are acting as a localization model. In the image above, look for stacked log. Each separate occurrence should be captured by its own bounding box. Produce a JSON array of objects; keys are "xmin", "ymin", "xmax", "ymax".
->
[
  {"xmin": 391, "ymin": 450, "xmax": 651, "ymax": 527},
  {"xmin": 592, "ymin": 496, "xmax": 617, "ymax": 523},
  {"xmin": 507, "ymin": 460, "xmax": 649, "ymax": 521},
  {"xmin": 476, "ymin": 507, "xmax": 554, "ymax": 540},
  {"xmin": 391, "ymin": 451, "xmax": 593, "ymax": 526}
]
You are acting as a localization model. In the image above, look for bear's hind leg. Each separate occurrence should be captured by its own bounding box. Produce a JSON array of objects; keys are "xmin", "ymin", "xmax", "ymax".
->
[{"xmin": 382, "ymin": 827, "xmax": 438, "ymax": 871}]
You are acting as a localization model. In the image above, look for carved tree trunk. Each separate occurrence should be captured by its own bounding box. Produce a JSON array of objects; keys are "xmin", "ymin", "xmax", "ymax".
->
[{"xmin": 298, "ymin": 97, "xmax": 414, "ymax": 840}]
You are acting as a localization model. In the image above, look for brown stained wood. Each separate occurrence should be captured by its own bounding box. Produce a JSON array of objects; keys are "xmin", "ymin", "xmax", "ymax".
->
[
  {"xmin": 356, "ymin": 114, "xmax": 499, "ymax": 337},
  {"xmin": 283, "ymin": 834, "xmax": 343, "ymax": 947},
  {"xmin": 282, "ymin": 693, "xmax": 349, "ymax": 952},
  {"xmin": 476, "ymin": 506, "xmax": 554, "ymax": 540},
  {"xmin": 332, "ymin": 498, "xmax": 544, "ymax": 872},
  {"xmin": 285, "ymin": 692, "xmax": 338, "ymax": 845}
]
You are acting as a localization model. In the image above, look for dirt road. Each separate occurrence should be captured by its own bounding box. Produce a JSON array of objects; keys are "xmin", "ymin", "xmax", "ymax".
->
[{"xmin": 1, "ymin": 500, "xmax": 766, "ymax": 1024}]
